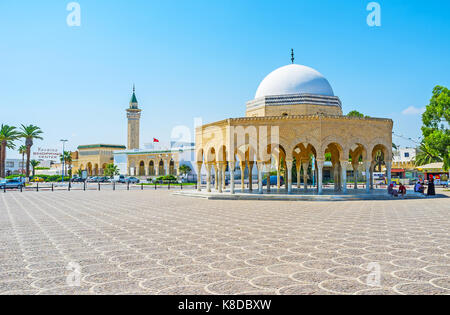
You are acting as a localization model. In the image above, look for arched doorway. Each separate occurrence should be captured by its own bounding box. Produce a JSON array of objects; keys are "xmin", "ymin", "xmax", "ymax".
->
[
  {"xmin": 139, "ymin": 161, "xmax": 145, "ymax": 176},
  {"xmin": 87, "ymin": 163, "xmax": 93, "ymax": 176},
  {"xmin": 149, "ymin": 161, "xmax": 155, "ymax": 176},
  {"xmin": 158, "ymin": 160, "xmax": 165, "ymax": 176}
]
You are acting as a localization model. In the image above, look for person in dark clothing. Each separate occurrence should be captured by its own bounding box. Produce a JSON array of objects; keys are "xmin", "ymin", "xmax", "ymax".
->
[{"xmin": 427, "ymin": 179, "xmax": 436, "ymax": 196}]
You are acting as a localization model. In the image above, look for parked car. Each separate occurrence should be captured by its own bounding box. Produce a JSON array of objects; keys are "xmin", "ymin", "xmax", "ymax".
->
[
  {"xmin": 97, "ymin": 177, "xmax": 110, "ymax": 183},
  {"xmin": 262, "ymin": 176, "xmax": 285, "ymax": 187},
  {"xmin": 87, "ymin": 177, "xmax": 99, "ymax": 183},
  {"xmin": 31, "ymin": 177, "xmax": 45, "ymax": 183},
  {"xmin": 126, "ymin": 177, "xmax": 140, "ymax": 184},
  {"xmin": 71, "ymin": 177, "xmax": 85, "ymax": 183},
  {"xmin": 0, "ymin": 179, "xmax": 24, "ymax": 189},
  {"xmin": 112, "ymin": 175, "xmax": 126, "ymax": 183}
]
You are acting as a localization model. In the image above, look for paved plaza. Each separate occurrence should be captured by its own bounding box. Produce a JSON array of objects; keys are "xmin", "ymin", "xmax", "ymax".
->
[{"xmin": 0, "ymin": 190, "xmax": 449, "ymax": 295}]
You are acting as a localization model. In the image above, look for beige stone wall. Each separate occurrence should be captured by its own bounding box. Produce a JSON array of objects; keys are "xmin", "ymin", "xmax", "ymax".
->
[
  {"xmin": 196, "ymin": 114, "xmax": 393, "ymax": 165},
  {"xmin": 72, "ymin": 147, "xmax": 125, "ymax": 176},
  {"xmin": 246, "ymin": 104, "xmax": 343, "ymax": 118},
  {"xmin": 126, "ymin": 152, "xmax": 180, "ymax": 177}
]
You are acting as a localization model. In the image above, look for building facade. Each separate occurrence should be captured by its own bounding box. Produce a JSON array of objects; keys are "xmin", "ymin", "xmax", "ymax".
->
[
  {"xmin": 4, "ymin": 159, "xmax": 25, "ymax": 176},
  {"xmin": 195, "ymin": 62, "xmax": 393, "ymax": 194},
  {"xmin": 72, "ymin": 144, "xmax": 126, "ymax": 176},
  {"xmin": 113, "ymin": 88, "xmax": 190, "ymax": 178},
  {"xmin": 390, "ymin": 147, "xmax": 418, "ymax": 179}
]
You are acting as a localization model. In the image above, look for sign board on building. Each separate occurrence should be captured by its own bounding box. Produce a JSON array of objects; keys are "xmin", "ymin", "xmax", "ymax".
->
[{"xmin": 33, "ymin": 148, "xmax": 61, "ymax": 160}]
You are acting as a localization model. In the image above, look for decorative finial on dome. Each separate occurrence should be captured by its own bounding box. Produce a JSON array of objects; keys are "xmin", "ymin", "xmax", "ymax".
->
[
  {"xmin": 133, "ymin": 84, "xmax": 135, "ymax": 93},
  {"xmin": 291, "ymin": 49, "xmax": 295, "ymax": 64}
]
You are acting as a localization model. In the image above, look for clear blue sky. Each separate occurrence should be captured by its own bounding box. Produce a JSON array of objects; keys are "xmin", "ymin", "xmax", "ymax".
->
[{"xmin": 1, "ymin": 0, "xmax": 449, "ymax": 158}]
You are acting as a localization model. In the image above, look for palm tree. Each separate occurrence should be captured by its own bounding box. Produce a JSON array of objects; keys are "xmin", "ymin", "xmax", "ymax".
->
[
  {"xmin": 19, "ymin": 125, "xmax": 43, "ymax": 179},
  {"xmin": 60, "ymin": 151, "xmax": 72, "ymax": 177},
  {"xmin": 104, "ymin": 164, "xmax": 120, "ymax": 178},
  {"xmin": 415, "ymin": 143, "xmax": 442, "ymax": 167},
  {"xmin": 0, "ymin": 125, "xmax": 20, "ymax": 178},
  {"xmin": 30, "ymin": 160, "xmax": 40, "ymax": 177},
  {"xmin": 18, "ymin": 145, "xmax": 27, "ymax": 176}
]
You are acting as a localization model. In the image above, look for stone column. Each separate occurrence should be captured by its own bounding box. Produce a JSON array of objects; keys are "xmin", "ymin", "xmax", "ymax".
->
[
  {"xmin": 145, "ymin": 166, "xmax": 149, "ymax": 177},
  {"xmin": 222, "ymin": 164, "xmax": 226, "ymax": 189},
  {"xmin": 352, "ymin": 163, "xmax": 358, "ymax": 190},
  {"xmin": 284, "ymin": 162, "xmax": 289, "ymax": 192},
  {"xmin": 266, "ymin": 162, "xmax": 271, "ymax": 193},
  {"xmin": 286, "ymin": 160, "xmax": 293, "ymax": 194},
  {"xmin": 240, "ymin": 161, "xmax": 246, "ymax": 192},
  {"xmin": 229, "ymin": 161, "xmax": 235, "ymax": 194},
  {"xmin": 317, "ymin": 160, "xmax": 325, "ymax": 195},
  {"xmin": 332, "ymin": 164, "xmax": 337, "ymax": 191},
  {"xmin": 276, "ymin": 163, "xmax": 281, "ymax": 191},
  {"xmin": 341, "ymin": 161, "xmax": 349, "ymax": 194},
  {"xmin": 302, "ymin": 161, "xmax": 309, "ymax": 191},
  {"xmin": 206, "ymin": 164, "xmax": 212, "ymax": 193},
  {"xmin": 196, "ymin": 162, "xmax": 202, "ymax": 191},
  {"xmin": 214, "ymin": 166, "xmax": 219, "ymax": 190},
  {"xmin": 370, "ymin": 162, "xmax": 375, "ymax": 190},
  {"xmin": 217, "ymin": 162, "xmax": 223, "ymax": 193},
  {"xmin": 365, "ymin": 161, "xmax": 371, "ymax": 193},
  {"xmin": 296, "ymin": 161, "xmax": 301, "ymax": 190},
  {"xmin": 165, "ymin": 160, "xmax": 170, "ymax": 176},
  {"xmin": 257, "ymin": 162, "xmax": 264, "ymax": 194},
  {"xmin": 248, "ymin": 162, "xmax": 254, "ymax": 192},
  {"xmin": 386, "ymin": 161, "xmax": 392, "ymax": 185}
]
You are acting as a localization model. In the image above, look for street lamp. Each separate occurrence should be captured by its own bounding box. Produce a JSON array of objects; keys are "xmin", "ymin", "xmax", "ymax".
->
[{"xmin": 60, "ymin": 139, "xmax": 68, "ymax": 183}]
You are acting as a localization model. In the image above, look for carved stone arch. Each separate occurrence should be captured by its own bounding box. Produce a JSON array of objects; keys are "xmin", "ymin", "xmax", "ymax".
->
[
  {"xmin": 196, "ymin": 149, "xmax": 204, "ymax": 163},
  {"xmin": 286, "ymin": 136, "xmax": 320, "ymax": 160},
  {"xmin": 204, "ymin": 145, "xmax": 217, "ymax": 163},
  {"xmin": 368, "ymin": 138, "xmax": 392, "ymax": 161},
  {"xmin": 320, "ymin": 135, "xmax": 347, "ymax": 161},
  {"xmin": 217, "ymin": 145, "xmax": 227, "ymax": 163},
  {"xmin": 258, "ymin": 134, "xmax": 291, "ymax": 161}
]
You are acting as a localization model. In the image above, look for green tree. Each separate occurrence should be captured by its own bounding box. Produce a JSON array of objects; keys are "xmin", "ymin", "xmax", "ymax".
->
[
  {"xmin": 421, "ymin": 86, "xmax": 450, "ymax": 171},
  {"xmin": 60, "ymin": 151, "xmax": 72, "ymax": 177},
  {"xmin": 415, "ymin": 143, "xmax": 442, "ymax": 167},
  {"xmin": 347, "ymin": 110, "xmax": 365, "ymax": 118},
  {"xmin": 179, "ymin": 165, "xmax": 192, "ymax": 177},
  {"xmin": 104, "ymin": 164, "xmax": 120, "ymax": 178},
  {"xmin": 18, "ymin": 145, "xmax": 27, "ymax": 176},
  {"xmin": 30, "ymin": 160, "xmax": 40, "ymax": 177},
  {"xmin": 0, "ymin": 125, "xmax": 20, "ymax": 178},
  {"xmin": 19, "ymin": 125, "xmax": 43, "ymax": 178}
]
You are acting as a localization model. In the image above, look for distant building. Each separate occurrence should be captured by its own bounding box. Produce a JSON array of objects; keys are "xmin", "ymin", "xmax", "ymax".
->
[
  {"xmin": 113, "ymin": 88, "xmax": 194, "ymax": 177},
  {"xmin": 391, "ymin": 147, "xmax": 418, "ymax": 179},
  {"xmin": 71, "ymin": 144, "xmax": 126, "ymax": 176},
  {"xmin": 4, "ymin": 159, "xmax": 24, "ymax": 176}
]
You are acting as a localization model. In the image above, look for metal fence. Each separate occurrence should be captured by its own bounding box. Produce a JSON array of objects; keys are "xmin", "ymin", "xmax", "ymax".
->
[{"xmin": 1, "ymin": 182, "xmax": 198, "ymax": 193}]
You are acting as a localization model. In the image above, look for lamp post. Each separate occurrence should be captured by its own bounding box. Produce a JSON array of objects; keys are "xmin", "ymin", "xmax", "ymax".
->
[{"xmin": 60, "ymin": 139, "xmax": 68, "ymax": 183}]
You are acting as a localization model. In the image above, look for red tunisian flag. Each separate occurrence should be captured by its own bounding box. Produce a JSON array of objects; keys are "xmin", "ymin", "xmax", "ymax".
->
[{"xmin": 153, "ymin": 138, "xmax": 160, "ymax": 143}]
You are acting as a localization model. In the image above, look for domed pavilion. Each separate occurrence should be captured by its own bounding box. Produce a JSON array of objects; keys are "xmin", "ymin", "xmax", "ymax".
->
[{"xmin": 195, "ymin": 56, "xmax": 393, "ymax": 195}]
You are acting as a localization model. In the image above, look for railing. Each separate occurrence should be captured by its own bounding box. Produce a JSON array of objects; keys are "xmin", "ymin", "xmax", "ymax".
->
[{"xmin": 1, "ymin": 181, "xmax": 198, "ymax": 193}]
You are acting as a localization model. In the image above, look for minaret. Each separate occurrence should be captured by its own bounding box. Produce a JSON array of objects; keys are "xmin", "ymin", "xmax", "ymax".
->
[{"xmin": 126, "ymin": 85, "xmax": 142, "ymax": 150}]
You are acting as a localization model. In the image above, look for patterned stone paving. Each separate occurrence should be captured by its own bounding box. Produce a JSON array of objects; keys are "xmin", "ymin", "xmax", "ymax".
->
[{"xmin": 0, "ymin": 190, "xmax": 449, "ymax": 295}]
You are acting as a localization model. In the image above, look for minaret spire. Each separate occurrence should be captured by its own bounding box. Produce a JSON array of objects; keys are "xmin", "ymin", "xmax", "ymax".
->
[
  {"xmin": 130, "ymin": 84, "xmax": 138, "ymax": 107},
  {"xmin": 127, "ymin": 84, "xmax": 142, "ymax": 150},
  {"xmin": 291, "ymin": 49, "xmax": 295, "ymax": 64}
]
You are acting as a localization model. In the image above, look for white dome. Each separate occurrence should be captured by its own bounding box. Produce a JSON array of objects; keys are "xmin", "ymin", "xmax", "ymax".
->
[{"xmin": 255, "ymin": 64, "xmax": 334, "ymax": 99}]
